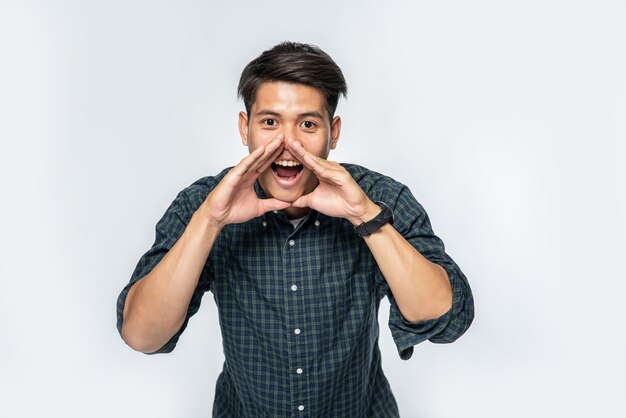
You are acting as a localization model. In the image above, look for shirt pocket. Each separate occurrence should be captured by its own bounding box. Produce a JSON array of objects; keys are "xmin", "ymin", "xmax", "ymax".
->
[
  {"xmin": 317, "ymin": 272, "xmax": 374, "ymax": 317},
  {"xmin": 315, "ymin": 272, "xmax": 376, "ymax": 349}
]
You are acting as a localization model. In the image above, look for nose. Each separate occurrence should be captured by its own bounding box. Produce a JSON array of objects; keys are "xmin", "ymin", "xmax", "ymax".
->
[{"xmin": 278, "ymin": 125, "xmax": 299, "ymax": 141}]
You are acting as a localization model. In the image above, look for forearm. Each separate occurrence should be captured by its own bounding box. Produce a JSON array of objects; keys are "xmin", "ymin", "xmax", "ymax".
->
[
  {"xmin": 121, "ymin": 205, "xmax": 221, "ymax": 353},
  {"xmin": 362, "ymin": 223, "xmax": 453, "ymax": 322}
]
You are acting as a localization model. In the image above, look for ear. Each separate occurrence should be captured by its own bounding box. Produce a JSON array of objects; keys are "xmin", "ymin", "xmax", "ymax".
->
[
  {"xmin": 238, "ymin": 111, "xmax": 249, "ymax": 146},
  {"xmin": 330, "ymin": 116, "xmax": 342, "ymax": 150}
]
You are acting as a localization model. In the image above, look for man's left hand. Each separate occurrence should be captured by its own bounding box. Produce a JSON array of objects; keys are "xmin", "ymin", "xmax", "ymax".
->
[{"xmin": 287, "ymin": 137, "xmax": 380, "ymax": 225}]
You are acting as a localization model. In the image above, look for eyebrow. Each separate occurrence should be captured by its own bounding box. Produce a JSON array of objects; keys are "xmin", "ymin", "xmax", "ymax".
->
[
  {"xmin": 254, "ymin": 110, "xmax": 325, "ymax": 120},
  {"xmin": 255, "ymin": 110, "xmax": 281, "ymax": 117},
  {"xmin": 299, "ymin": 111, "xmax": 325, "ymax": 120}
]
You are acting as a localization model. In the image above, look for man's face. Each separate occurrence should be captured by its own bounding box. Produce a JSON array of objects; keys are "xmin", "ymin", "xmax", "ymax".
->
[{"xmin": 239, "ymin": 81, "xmax": 341, "ymax": 203}]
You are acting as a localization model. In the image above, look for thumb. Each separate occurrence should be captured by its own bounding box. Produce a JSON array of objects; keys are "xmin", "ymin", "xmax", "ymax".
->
[
  {"xmin": 260, "ymin": 198, "xmax": 292, "ymax": 213},
  {"xmin": 291, "ymin": 194, "xmax": 311, "ymax": 208}
]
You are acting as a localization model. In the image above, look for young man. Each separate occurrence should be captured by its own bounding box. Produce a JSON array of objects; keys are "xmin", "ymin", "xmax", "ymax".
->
[{"xmin": 117, "ymin": 42, "xmax": 474, "ymax": 417}]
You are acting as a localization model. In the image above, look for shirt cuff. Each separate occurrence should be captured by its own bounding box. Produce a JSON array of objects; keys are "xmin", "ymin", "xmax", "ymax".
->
[{"xmin": 388, "ymin": 301, "xmax": 453, "ymax": 360}]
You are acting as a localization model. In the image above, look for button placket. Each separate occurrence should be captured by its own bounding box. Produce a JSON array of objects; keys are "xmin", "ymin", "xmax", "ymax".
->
[{"xmin": 284, "ymin": 229, "xmax": 308, "ymax": 415}]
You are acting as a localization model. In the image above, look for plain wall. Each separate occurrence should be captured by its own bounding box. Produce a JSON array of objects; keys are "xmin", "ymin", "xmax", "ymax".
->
[{"xmin": 1, "ymin": 0, "xmax": 624, "ymax": 417}]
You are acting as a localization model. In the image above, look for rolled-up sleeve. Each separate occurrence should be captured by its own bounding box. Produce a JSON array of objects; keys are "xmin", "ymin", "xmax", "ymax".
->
[
  {"xmin": 116, "ymin": 187, "xmax": 213, "ymax": 354},
  {"xmin": 375, "ymin": 185, "xmax": 475, "ymax": 360}
]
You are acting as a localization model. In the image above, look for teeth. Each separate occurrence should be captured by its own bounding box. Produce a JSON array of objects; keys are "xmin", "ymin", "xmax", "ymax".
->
[{"xmin": 274, "ymin": 160, "xmax": 302, "ymax": 167}]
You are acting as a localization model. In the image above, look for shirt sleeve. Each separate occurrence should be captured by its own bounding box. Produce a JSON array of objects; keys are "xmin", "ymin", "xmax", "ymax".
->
[
  {"xmin": 374, "ymin": 185, "xmax": 475, "ymax": 360},
  {"xmin": 116, "ymin": 187, "xmax": 214, "ymax": 354}
]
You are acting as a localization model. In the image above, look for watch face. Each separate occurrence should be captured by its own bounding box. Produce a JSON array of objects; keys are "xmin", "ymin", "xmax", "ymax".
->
[
  {"xmin": 378, "ymin": 202, "xmax": 393, "ymax": 224},
  {"xmin": 355, "ymin": 201, "xmax": 394, "ymax": 237}
]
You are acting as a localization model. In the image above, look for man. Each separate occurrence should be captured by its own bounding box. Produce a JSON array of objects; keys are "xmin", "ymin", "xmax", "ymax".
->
[{"xmin": 117, "ymin": 42, "xmax": 474, "ymax": 417}]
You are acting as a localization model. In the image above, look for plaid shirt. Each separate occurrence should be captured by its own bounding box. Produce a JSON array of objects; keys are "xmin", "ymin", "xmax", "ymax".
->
[{"xmin": 116, "ymin": 163, "xmax": 474, "ymax": 417}]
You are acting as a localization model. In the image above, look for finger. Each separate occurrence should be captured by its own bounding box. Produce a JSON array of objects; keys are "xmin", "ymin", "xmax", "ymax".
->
[
  {"xmin": 254, "ymin": 134, "xmax": 285, "ymax": 173},
  {"xmin": 286, "ymin": 138, "xmax": 337, "ymax": 176},
  {"xmin": 286, "ymin": 139, "xmax": 327, "ymax": 177},
  {"xmin": 301, "ymin": 153, "xmax": 346, "ymax": 185},
  {"xmin": 234, "ymin": 133, "xmax": 284, "ymax": 177},
  {"xmin": 286, "ymin": 137, "xmax": 315, "ymax": 167},
  {"xmin": 256, "ymin": 143, "xmax": 284, "ymax": 174},
  {"xmin": 247, "ymin": 134, "xmax": 285, "ymax": 174},
  {"xmin": 230, "ymin": 144, "xmax": 266, "ymax": 178}
]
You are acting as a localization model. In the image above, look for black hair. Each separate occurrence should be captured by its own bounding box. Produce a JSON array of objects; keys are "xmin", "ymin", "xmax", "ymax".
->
[{"xmin": 237, "ymin": 42, "xmax": 347, "ymax": 119}]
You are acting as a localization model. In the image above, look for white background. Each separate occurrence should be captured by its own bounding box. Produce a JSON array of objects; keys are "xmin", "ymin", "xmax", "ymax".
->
[{"xmin": 1, "ymin": 1, "xmax": 624, "ymax": 417}]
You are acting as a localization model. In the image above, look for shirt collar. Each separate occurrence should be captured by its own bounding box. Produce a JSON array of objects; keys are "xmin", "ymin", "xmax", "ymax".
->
[
  {"xmin": 254, "ymin": 179, "xmax": 323, "ymax": 227},
  {"xmin": 253, "ymin": 179, "xmax": 268, "ymax": 199}
]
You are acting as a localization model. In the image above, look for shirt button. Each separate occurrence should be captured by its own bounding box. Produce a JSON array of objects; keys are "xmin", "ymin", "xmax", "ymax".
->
[
  {"xmin": 291, "ymin": 284, "xmax": 297, "ymax": 291},
  {"xmin": 273, "ymin": 210, "xmax": 278, "ymax": 214},
  {"xmin": 288, "ymin": 239, "xmax": 295, "ymax": 247},
  {"xmin": 296, "ymin": 368, "xmax": 303, "ymax": 374},
  {"xmin": 298, "ymin": 405, "xmax": 305, "ymax": 411},
  {"xmin": 314, "ymin": 220, "xmax": 320, "ymax": 227},
  {"xmin": 262, "ymin": 221, "xmax": 267, "ymax": 227},
  {"xmin": 294, "ymin": 328, "xmax": 301, "ymax": 335}
]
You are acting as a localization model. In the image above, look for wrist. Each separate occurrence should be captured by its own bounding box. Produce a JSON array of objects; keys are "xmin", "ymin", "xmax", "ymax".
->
[
  {"xmin": 348, "ymin": 200, "xmax": 381, "ymax": 226},
  {"xmin": 196, "ymin": 202, "xmax": 226, "ymax": 232}
]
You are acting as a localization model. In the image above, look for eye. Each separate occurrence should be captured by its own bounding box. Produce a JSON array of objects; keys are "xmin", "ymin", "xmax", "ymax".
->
[
  {"xmin": 301, "ymin": 120, "xmax": 315, "ymax": 129},
  {"xmin": 263, "ymin": 118, "xmax": 276, "ymax": 126}
]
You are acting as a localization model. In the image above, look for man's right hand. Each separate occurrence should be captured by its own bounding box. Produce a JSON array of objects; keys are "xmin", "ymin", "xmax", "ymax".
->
[
  {"xmin": 121, "ymin": 134, "xmax": 290, "ymax": 353},
  {"xmin": 199, "ymin": 133, "xmax": 290, "ymax": 228}
]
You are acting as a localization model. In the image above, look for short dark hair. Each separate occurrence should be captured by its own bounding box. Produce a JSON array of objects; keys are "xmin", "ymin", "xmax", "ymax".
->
[{"xmin": 237, "ymin": 42, "xmax": 347, "ymax": 120}]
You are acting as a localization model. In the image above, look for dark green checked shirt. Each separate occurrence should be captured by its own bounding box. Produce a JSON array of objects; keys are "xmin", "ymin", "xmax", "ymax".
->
[{"xmin": 116, "ymin": 163, "xmax": 474, "ymax": 417}]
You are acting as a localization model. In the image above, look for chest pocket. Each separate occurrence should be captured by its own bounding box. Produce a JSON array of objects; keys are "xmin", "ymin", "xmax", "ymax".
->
[{"xmin": 315, "ymin": 272, "xmax": 375, "ymax": 348}]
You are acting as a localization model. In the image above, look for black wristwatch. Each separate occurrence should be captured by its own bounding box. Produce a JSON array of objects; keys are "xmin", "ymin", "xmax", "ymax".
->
[{"xmin": 354, "ymin": 201, "xmax": 394, "ymax": 237}]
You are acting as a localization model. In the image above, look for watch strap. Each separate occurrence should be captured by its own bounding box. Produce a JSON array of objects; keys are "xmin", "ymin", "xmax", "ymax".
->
[{"xmin": 354, "ymin": 201, "xmax": 394, "ymax": 237}]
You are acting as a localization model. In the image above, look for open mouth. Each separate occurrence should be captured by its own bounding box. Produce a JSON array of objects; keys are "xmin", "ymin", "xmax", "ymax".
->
[
  {"xmin": 270, "ymin": 159, "xmax": 304, "ymax": 188},
  {"xmin": 271, "ymin": 160, "xmax": 304, "ymax": 180}
]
